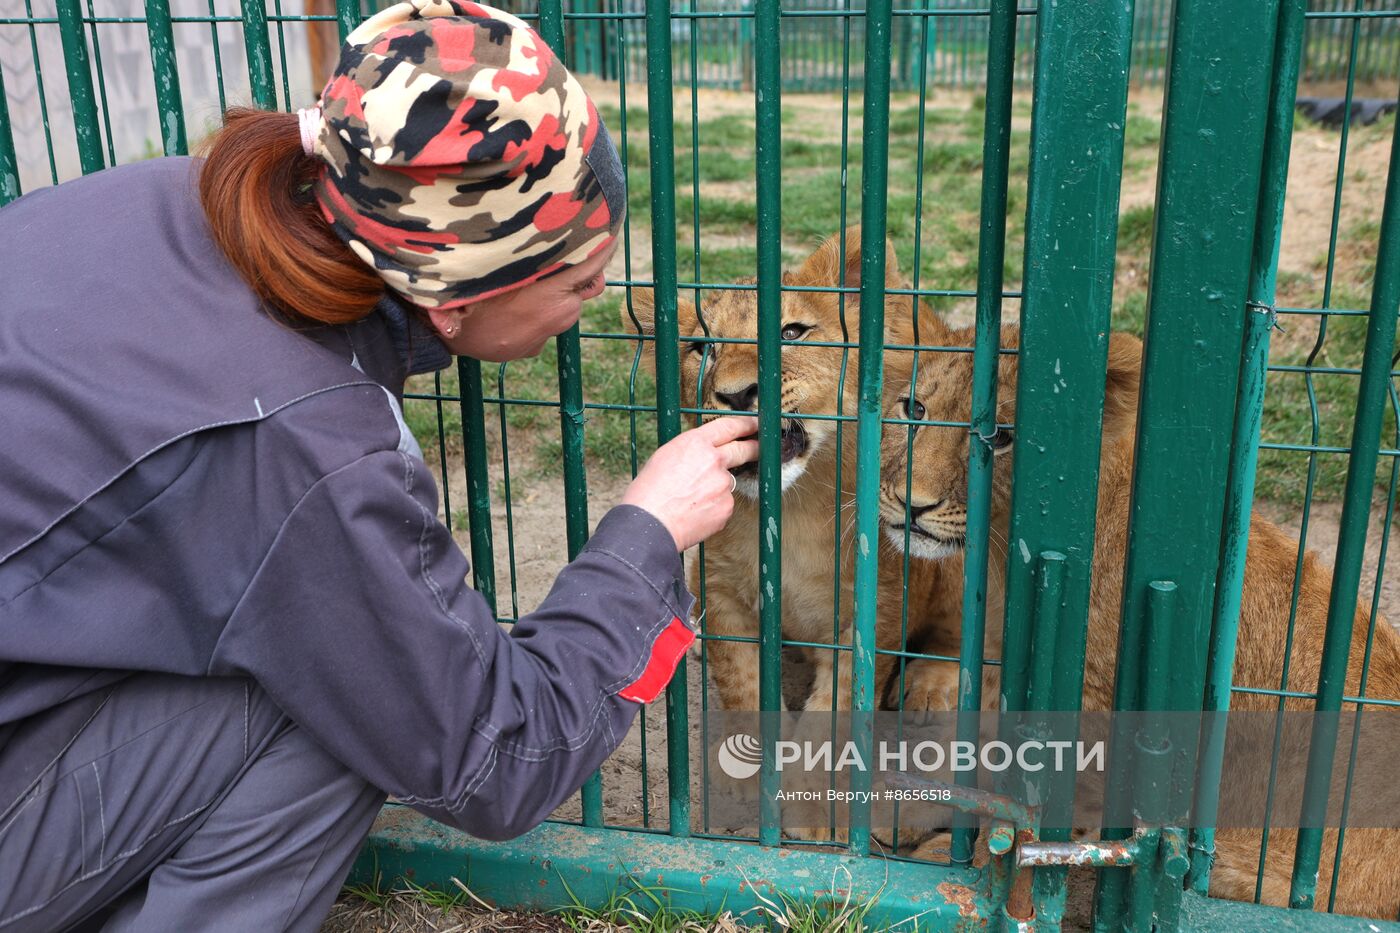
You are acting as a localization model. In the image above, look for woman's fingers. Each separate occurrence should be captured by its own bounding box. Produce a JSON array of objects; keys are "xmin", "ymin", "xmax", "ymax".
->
[
  {"xmin": 694, "ymin": 414, "xmax": 759, "ymax": 446},
  {"xmin": 719, "ymin": 438, "xmax": 761, "ymax": 470}
]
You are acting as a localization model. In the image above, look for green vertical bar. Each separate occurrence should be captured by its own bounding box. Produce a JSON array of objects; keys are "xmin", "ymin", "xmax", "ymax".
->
[
  {"xmin": 144, "ymin": 0, "xmax": 186, "ymax": 155},
  {"xmin": 1006, "ymin": 550, "xmax": 1069, "ymax": 925},
  {"xmin": 951, "ymin": 0, "xmax": 1016, "ymax": 868},
  {"xmin": 54, "ymin": 0, "xmax": 103, "ymax": 174},
  {"xmin": 242, "ymin": 0, "xmax": 277, "ymax": 110},
  {"xmin": 753, "ymin": 0, "xmax": 783, "ymax": 850},
  {"xmin": 644, "ymin": 0, "xmax": 690, "ymax": 840},
  {"xmin": 1094, "ymin": 1, "xmax": 1280, "ymax": 927},
  {"xmin": 1000, "ymin": 0, "xmax": 1134, "ymax": 921},
  {"xmin": 1001, "ymin": 0, "xmax": 1134, "ymax": 722},
  {"xmin": 203, "ymin": 0, "xmax": 228, "ymax": 113},
  {"xmin": 1028, "ymin": 553, "xmax": 1067, "ymax": 713},
  {"xmin": 537, "ymin": 0, "xmax": 601, "ymax": 829},
  {"xmin": 1128, "ymin": 581, "xmax": 1180, "ymax": 927},
  {"xmin": 1289, "ymin": 98, "xmax": 1400, "ymax": 912},
  {"xmin": 85, "ymin": 0, "xmax": 118, "ymax": 166},
  {"xmin": 335, "ymin": 0, "xmax": 358, "ymax": 43},
  {"xmin": 1187, "ymin": 0, "xmax": 1306, "ymax": 896},
  {"xmin": 458, "ymin": 358, "xmax": 497, "ymax": 616},
  {"xmin": 847, "ymin": 0, "xmax": 892, "ymax": 858},
  {"xmin": 0, "ymin": 64, "xmax": 19, "ymax": 205}
]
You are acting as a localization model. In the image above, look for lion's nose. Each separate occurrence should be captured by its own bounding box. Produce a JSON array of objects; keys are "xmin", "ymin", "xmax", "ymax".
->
[
  {"xmin": 715, "ymin": 384, "xmax": 759, "ymax": 412},
  {"xmin": 907, "ymin": 498, "xmax": 945, "ymax": 518}
]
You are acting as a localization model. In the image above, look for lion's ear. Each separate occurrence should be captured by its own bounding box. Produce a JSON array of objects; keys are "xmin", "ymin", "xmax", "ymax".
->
[
  {"xmin": 796, "ymin": 226, "xmax": 902, "ymax": 290},
  {"xmin": 620, "ymin": 289, "xmax": 699, "ymax": 374},
  {"xmin": 622, "ymin": 288, "xmax": 656, "ymax": 336},
  {"xmin": 1102, "ymin": 332, "xmax": 1143, "ymax": 435}
]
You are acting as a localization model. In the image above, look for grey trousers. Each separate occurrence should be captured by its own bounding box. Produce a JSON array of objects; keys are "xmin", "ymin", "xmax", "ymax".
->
[{"xmin": 0, "ymin": 673, "xmax": 386, "ymax": 932}]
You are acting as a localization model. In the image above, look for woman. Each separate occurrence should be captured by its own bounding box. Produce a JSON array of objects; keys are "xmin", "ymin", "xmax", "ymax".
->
[{"xmin": 0, "ymin": 2, "xmax": 756, "ymax": 930}]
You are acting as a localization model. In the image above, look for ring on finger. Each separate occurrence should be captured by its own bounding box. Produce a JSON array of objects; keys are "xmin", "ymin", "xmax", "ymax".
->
[{"xmin": 729, "ymin": 473, "xmax": 738, "ymax": 493}]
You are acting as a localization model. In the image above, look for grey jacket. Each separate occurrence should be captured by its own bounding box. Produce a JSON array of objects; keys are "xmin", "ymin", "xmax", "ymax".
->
[{"xmin": 0, "ymin": 158, "xmax": 695, "ymax": 840}]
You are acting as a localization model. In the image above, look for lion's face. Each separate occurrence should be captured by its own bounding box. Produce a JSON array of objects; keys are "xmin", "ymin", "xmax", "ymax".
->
[
  {"xmin": 878, "ymin": 326, "xmax": 1019, "ymax": 559},
  {"xmin": 679, "ymin": 282, "xmax": 868, "ymax": 498},
  {"xmin": 626, "ymin": 227, "xmax": 927, "ymax": 500},
  {"xmin": 878, "ymin": 326, "xmax": 1142, "ymax": 560}
]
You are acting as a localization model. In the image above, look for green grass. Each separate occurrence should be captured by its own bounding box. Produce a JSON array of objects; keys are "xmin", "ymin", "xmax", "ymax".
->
[
  {"xmin": 1255, "ymin": 304, "xmax": 1399, "ymax": 507},
  {"xmin": 344, "ymin": 872, "xmax": 925, "ymax": 932},
  {"xmin": 342, "ymin": 868, "xmax": 474, "ymax": 915},
  {"xmin": 1117, "ymin": 204, "xmax": 1155, "ymax": 255}
]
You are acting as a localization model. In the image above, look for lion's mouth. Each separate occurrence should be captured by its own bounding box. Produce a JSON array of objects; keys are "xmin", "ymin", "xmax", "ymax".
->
[
  {"xmin": 731, "ymin": 419, "xmax": 808, "ymax": 477},
  {"xmin": 885, "ymin": 522, "xmax": 964, "ymax": 550}
]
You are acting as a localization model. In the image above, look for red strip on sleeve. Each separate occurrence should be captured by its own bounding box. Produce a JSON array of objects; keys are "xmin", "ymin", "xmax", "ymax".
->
[{"xmin": 617, "ymin": 616, "xmax": 695, "ymax": 704}]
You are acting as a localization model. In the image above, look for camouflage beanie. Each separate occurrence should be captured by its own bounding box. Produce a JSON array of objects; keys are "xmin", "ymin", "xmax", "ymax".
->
[{"xmin": 309, "ymin": 0, "xmax": 624, "ymax": 310}]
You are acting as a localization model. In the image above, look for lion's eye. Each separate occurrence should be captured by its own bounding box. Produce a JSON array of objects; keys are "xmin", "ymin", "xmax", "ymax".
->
[
  {"xmin": 781, "ymin": 323, "xmax": 811, "ymax": 342},
  {"xmin": 991, "ymin": 427, "xmax": 1014, "ymax": 451},
  {"xmin": 687, "ymin": 339, "xmax": 707, "ymax": 356},
  {"xmin": 901, "ymin": 397, "xmax": 926, "ymax": 421}
]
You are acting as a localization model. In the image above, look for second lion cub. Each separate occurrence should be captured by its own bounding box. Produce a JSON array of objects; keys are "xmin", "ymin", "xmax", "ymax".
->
[{"xmin": 878, "ymin": 323, "xmax": 1400, "ymax": 917}]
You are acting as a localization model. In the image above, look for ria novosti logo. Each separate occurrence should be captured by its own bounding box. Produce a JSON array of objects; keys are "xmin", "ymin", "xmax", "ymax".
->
[
  {"xmin": 717, "ymin": 733, "xmax": 763, "ymax": 779},
  {"xmin": 717, "ymin": 732, "xmax": 1107, "ymax": 778}
]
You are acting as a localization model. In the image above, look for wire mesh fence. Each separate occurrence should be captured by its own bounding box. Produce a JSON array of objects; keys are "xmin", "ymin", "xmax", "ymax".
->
[
  {"xmin": 511, "ymin": 0, "xmax": 1400, "ymax": 92},
  {"xmin": 3, "ymin": 0, "xmax": 1400, "ymax": 927}
]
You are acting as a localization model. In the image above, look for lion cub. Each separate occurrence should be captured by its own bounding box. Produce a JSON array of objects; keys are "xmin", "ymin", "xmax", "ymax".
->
[
  {"xmin": 877, "ymin": 323, "xmax": 1400, "ymax": 917},
  {"xmin": 624, "ymin": 228, "xmax": 955, "ymax": 714}
]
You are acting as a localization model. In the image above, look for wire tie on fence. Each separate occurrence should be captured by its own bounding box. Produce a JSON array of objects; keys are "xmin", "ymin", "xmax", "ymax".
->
[
  {"xmin": 971, "ymin": 425, "xmax": 999, "ymax": 450},
  {"xmin": 1246, "ymin": 299, "xmax": 1284, "ymax": 333}
]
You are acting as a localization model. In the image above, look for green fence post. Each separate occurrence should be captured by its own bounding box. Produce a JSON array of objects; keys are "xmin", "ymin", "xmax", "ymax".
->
[
  {"xmin": 847, "ymin": 0, "xmax": 892, "ymax": 857},
  {"xmin": 999, "ymin": 0, "xmax": 1135, "ymax": 923},
  {"xmin": 335, "ymin": 0, "xmax": 359, "ymax": 44},
  {"xmin": 54, "ymin": 0, "xmax": 103, "ymax": 174},
  {"xmin": 144, "ymin": 0, "xmax": 187, "ymax": 155},
  {"xmin": 740, "ymin": 2, "xmax": 754, "ymax": 92},
  {"xmin": 242, "ymin": 0, "xmax": 277, "ymax": 111},
  {"xmin": 1127, "ymin": 581, "xmax": 1179, "ymax": 929},
  {"xmin": 951, "ymin": 0, "xmax": 1017, "ymax": 868},
  {"xmin": 1188, "ymin": 0, "xmax": 1307, "ymax": 896},
  {"xmin": 644, "ymin": 0, "xmax": 692, "ymax": 840},
  {"xmin": 1289, "ymin": 87, "xmax": 1400, "ymax": 912},
  {"xmin": 1093, "ymin": 1, "xmax": 1281, "ymax": 927},
  {"xmin": 458, "ymin": 359, "xmax": 498, "ymax": 617},
  {"xmin": 536, "ymin": 0, "xmax": 603, "ymax": 829},
  {"xmin": 753, "ymin": 0, "xmax": 783, "ymax": 850},
  {"xmin": 0, "ymin": 63, "xmax": 19, "ymax": 205}
]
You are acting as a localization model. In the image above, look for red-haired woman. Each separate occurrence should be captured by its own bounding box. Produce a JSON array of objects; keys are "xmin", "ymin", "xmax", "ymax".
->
[{"xmin": 0, "ymin": 3, "xmax": 754, "ymax": 930}]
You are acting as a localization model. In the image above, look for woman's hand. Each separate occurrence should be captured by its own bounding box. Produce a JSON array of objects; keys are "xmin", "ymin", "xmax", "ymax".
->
[{"xmin": 621, "ymin": 415, "xmax": 760, "ymax": 551}]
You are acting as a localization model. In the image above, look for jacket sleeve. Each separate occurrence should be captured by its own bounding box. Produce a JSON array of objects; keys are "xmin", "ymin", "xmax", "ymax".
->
[{"xmin": 211, "ymin": 448, "xmax": 695, "ymax": 840}]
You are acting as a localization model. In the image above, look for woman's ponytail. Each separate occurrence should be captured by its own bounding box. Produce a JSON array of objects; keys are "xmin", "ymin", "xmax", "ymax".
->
[{"xmin": 198, "ymin": 108, "xmax": 383, "ymax": 326}]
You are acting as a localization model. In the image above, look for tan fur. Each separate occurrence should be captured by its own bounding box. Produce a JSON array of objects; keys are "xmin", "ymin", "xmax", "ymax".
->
[
  {"xmin": 880, "ymin": 324, "xmax": 1400, "ymax": 918},
  {"xmin": 623, "ymin": 228, "xmax": 949, "ymax": 719}
]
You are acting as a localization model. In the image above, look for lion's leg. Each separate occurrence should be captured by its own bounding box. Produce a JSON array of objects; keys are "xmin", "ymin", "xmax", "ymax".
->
[
  {"xmin": 695, "ymin": 580, "xmax": 767, "ymax": 713},
  {"xmin": 802, "ymin": 641, "xmax": 848, "ymax": 712}
]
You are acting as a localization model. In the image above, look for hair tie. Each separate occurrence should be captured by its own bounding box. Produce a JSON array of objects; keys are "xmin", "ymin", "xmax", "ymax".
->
[{"xmin": 297, "ymin": 106, "xmax": 321, "ymax": 157}]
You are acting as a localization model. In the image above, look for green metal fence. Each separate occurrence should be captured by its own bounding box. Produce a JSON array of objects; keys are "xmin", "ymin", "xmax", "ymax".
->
[
  {"xmin": 524, "ymin": 0, "xmax": 1400, "ymax": 92},
  {"xmin": 4, "ymin": 0, "xmax": 1400, "ymax": 929}
]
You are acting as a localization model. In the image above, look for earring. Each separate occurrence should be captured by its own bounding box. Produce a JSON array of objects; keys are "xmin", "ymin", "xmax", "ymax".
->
[{"xmin": 444, "ymin": 321, "xmax": 459, "ymax": 338}]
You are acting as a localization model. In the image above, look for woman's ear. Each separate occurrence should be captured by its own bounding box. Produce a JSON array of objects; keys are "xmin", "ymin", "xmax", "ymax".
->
[{"xmin": 425, "ymin": 305, "xmax": 466, "ymax": 339}]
